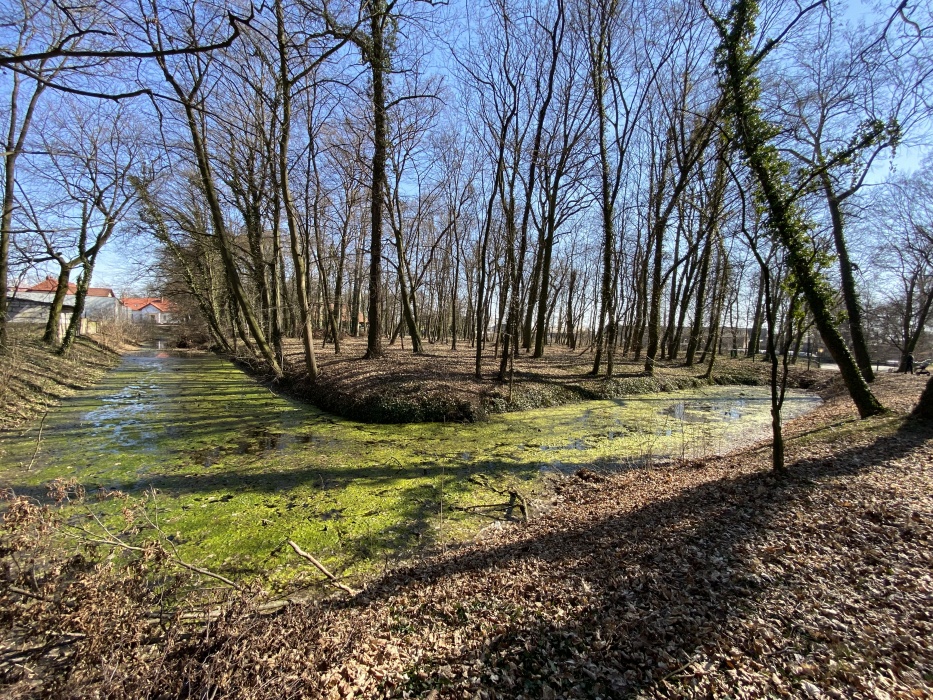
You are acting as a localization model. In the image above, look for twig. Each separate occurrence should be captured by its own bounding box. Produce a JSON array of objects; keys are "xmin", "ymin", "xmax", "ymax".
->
[
  {"xmin": 25, "ymin": 409, "xmax": 48, "ymax": 472},
  {"xmin": 5, "ymin": 585, "xmax": 50, "ymax": 602},
  {"xmin": 66, "ymin": 522, "xmax": 243, "ymax": 592},
  {"xmin": 454, "ymin": 501, "xmax": 515, "ymax": 511},
  {"xmin": 287, "ymin": 540, "xmax": 359, "ymax": 595},
  {"xmin": 660, "ymin": 661, "xmax": 695, "ymax": 683},
  {"xmin": 89, "ymin": 533, "xmax": 242, "ymax": 590}
]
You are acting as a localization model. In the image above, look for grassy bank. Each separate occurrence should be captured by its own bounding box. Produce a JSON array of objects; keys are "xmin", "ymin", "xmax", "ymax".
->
[{"xmin": 0, "ymin": 326, "xmax": 123, "ymax": 432}]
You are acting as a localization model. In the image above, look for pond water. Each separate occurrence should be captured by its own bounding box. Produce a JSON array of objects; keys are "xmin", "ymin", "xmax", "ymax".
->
[{"xmin": 0, "ymin": 349, "xmax": 820, "ymax": 587}]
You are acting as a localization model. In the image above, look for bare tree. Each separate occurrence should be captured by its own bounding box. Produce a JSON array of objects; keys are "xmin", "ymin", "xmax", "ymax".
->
[
  {"xmin": 36, "ymin": 103, "xmax": 144, "ymax": 353},
  {"xmin": 868, "ymin": 164, "xmax": 933, "ymax": 370},
  {"xmin": 710, "ymin": 0, "xmax": 884, "ymax": 418}
]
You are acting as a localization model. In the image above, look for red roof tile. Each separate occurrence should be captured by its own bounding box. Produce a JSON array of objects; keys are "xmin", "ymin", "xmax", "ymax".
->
[
  {"xmin": 25, "ymin": 276, "xmax": 115, "ymax": 297},
  {"xmin": 121, "ymin": 297, "xmax": 177, "ymax": 313}
]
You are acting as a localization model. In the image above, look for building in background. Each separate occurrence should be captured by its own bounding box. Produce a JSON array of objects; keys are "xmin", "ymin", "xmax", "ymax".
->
[
  {"xmin": 14, "ymin": 276, "xmax": 126, "ymax": 322},
  {"xmin": 121, "ymin": 297, "xmax": 179, "ymax": 324},
  {"xmin": 5, "ymin": 296, "xmax": 75, "ymax": 340}
]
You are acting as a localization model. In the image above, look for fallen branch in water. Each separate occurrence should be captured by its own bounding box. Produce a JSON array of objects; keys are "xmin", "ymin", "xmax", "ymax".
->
[
  {"xmin": 287, "ymin": 540, "xmax": 359, "ymax": 595},
  {"xmin": 25, "ymin": 408, "xmax": 48, "ymax": 472},
  {"xmin": 455, "ymin": 501, "xmax": 515, "ymax": 511},
  {"xmin": 66, "ymin": 505, "xmax": 244, "ymax": 592},
  {"xmin": 467, "ymin": 475, "xmax": 529, "ymax": 522}
]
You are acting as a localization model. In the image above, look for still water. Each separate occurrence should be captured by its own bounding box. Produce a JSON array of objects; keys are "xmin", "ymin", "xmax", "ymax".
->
[{"xmin": 0, "ymin": 349, "xmax": 820, "ymax": 585}]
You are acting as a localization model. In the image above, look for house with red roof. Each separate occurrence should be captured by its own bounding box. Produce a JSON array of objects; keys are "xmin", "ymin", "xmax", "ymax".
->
[
  {"xmin": 121, "ymin": 297, "xmax": 178, "ymax": 324},
  {"xmin": 14, "ymin": 276, "xmax": 126, "ymax": 322}
]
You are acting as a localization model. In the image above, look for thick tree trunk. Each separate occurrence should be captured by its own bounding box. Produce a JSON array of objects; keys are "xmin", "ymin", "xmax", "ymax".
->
[
  {"xmin": 43, "ymin": 266, "xmax": 73, "ymax": 344},
  {"xmin": 58, "ymin": 263, "xmax": 93, "ymax": 355},
  {"xmin": 364, "ymin": 5, "xmax": 388, "ymax": 360},
  {"xmin": 911, "ymin": 375, "xmax": 933, "ymax": 421}
]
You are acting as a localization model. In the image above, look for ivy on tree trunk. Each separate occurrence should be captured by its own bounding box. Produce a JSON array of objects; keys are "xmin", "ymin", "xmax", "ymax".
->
[{"xmin": 710, "ymin": 0, "xmax": 884, "ymax": 419}]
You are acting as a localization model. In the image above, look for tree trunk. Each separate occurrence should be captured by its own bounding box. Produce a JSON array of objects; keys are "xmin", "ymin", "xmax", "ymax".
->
[
  {"xmin": 685, "ymin": 236, "xmax": 713, "ymax": 366},
  {"xmin": 717, "ymin": 0, "xmax": 883, "ymax": 418},
  {"xmin": 364, "ymin": 4, "xmax": 388, "ymax": 360},
  {"xmin": 823, "ymin": 177, "xmax": 874, "ymax": 382},
  {"xmin": 1, "ymin": 75, "xmax": 45, "ymax": 351},
  {"xmin": 275, "ymin": 0, "xmax": 317, "ymax": 379},
  {"xmin": 911, "ymin": 375, "xmax": 933, "ymax": 422},
  {"xmin": 43, "ymin": 266, "xmax": 73, "ymax": 344},
  {"xmin": 590, "ymin": 46, "xmax": 614, "ymax": 375},
  {"xmin": 58, "ymin": 262, "xmax": 93, "ymax": 355}
]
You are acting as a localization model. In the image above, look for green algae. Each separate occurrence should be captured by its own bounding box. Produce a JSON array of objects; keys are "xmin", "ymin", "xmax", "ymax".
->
[{"xmin": 0, "ymin": 349, "xmax": 820, "ymax": 589}]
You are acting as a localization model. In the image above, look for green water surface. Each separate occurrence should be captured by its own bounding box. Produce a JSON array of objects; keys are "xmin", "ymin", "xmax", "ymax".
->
[{"xmin": 0, "ymin": 349, "xmax": 819, "ymax": 588}]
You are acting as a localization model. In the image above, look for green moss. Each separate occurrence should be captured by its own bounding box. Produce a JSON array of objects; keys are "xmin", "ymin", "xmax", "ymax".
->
[{"xmin": 0, "ymin": 350, "xmax": 819, "ymax": 590}]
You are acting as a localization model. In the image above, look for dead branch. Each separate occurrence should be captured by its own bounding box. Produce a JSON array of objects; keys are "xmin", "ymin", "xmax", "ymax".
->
[
  {"xmin": 467, "ymin": 475, "xmax": 529, "ymax": 522},
  {"xmin": 65, "ymin": 508, "xmax": 244, "ymax": 593},
  {"xmin": 455, "ymin": 501, "xmax": 515, "ymax": 511},
  {"xmin": 287, "ymin": 540, "xmax": 360, "ymax": 596},
  {"xmin": 4, "ymin": 584, "xmax": 50, "ymax": 602},
  {"xmin": 25, "ymin": 408, "xmax": 48, "ymax": 472},
  {"xmin": 79, "ymin": 533, "xmax": 243, "ymax": 590}
]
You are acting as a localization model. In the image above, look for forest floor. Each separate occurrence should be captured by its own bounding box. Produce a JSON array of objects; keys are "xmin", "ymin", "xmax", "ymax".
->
[
  {"xmin": 279, "ymin": 336, "xmax": 831, "ymax": 423},
  {"xmin": 3, "ymin": 371, "xmax": 930, "ymax": 699}
]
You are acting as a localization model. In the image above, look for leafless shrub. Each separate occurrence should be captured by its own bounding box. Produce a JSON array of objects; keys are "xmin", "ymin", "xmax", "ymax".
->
[{"xmin": 0, "ymin": 486, "xmax": 244, "ymax": 699}]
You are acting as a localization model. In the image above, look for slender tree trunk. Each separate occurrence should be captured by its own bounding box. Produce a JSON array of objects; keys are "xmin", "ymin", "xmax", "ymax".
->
[
  {"xmin": 747, "ymin": 273, "xmax": 765, "ymax": 358},
  {"xmin": 390, "ymin": 215, "xmax": 424, "ymax": 353},
  {"xmin": 644, "ymin": 207, "xmax": 665, "ymax": 375},
  {"xmin": 1, "ymin": 75, "xmax": 45, "ymax": 351},
  {"xmin": 716, "ymin": 0, "xmax": 883, "ymax": 418},
  {"xmin": 533, "ymin": 204, "xmax": 557, "ymax": 357},
  {"xmin": 590, "ymin": 45, "xmax": 614, "ymax": 375},
  {"xmin": 684, "ymin": 236, "xmax": 713, "ymax": 366},
  {"xmin": 275, "ymin": 0, "xmax": 317, "ymax": 379},
  {"xmin": 269, "ymin": 205, "xmax": 284, "ymax": 365},
  {"xmin": 823, "ymin": 177, "xmax": 874, "ymax": 382}
]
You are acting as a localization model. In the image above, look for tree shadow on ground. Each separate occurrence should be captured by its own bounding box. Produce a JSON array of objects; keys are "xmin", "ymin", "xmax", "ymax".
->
[{"xmin": 306, "ymin": 418, "xmax": 932, "ymax": 698}]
